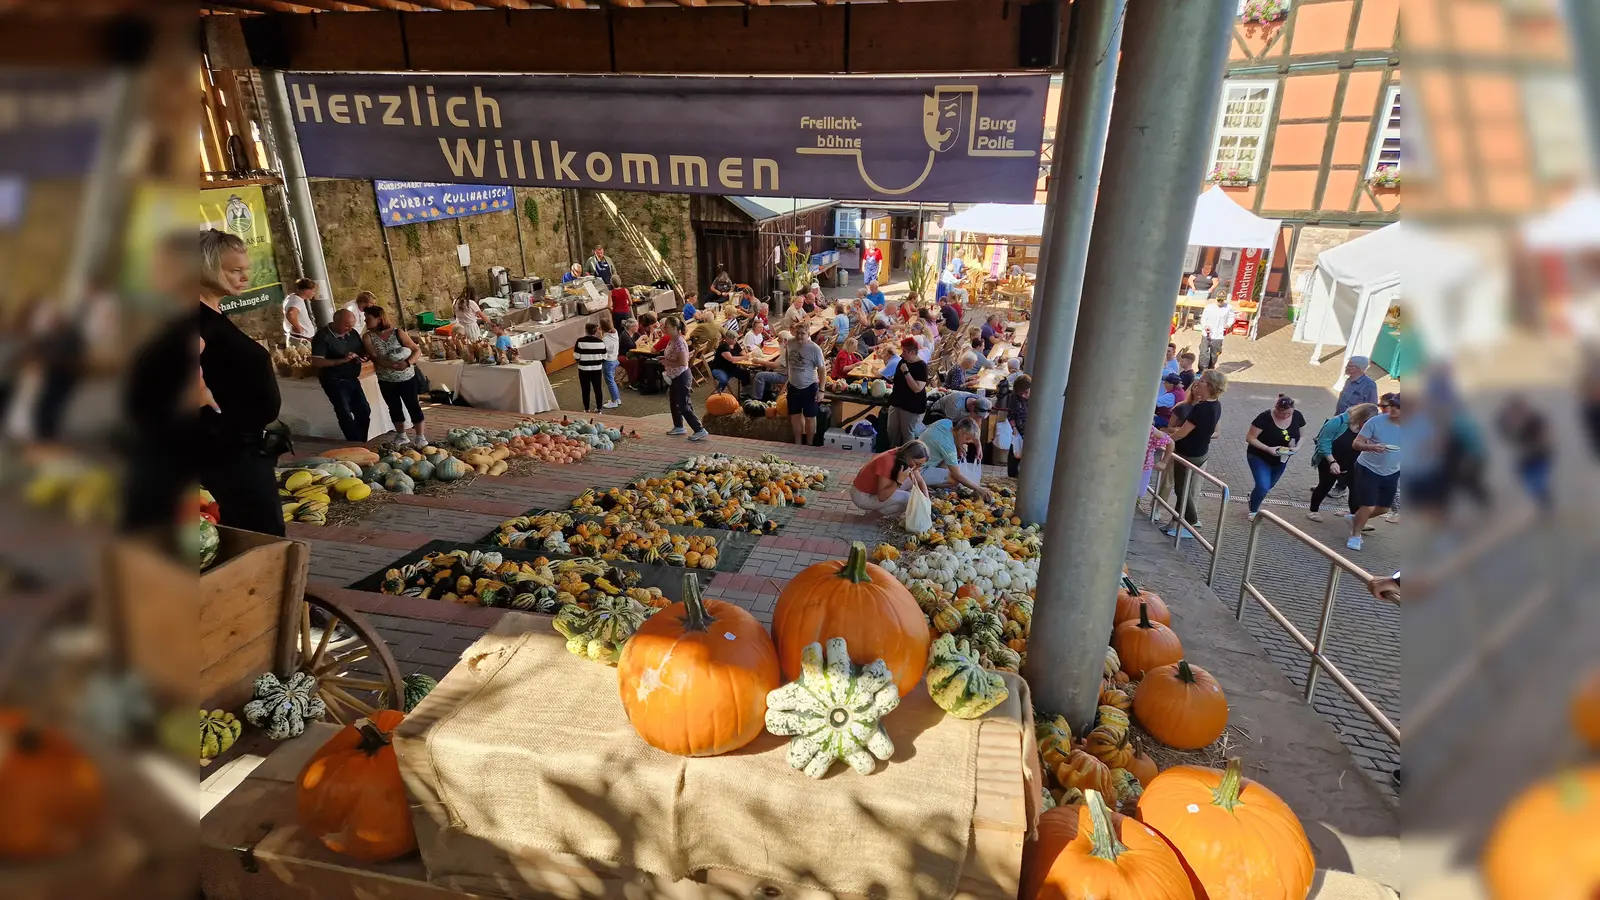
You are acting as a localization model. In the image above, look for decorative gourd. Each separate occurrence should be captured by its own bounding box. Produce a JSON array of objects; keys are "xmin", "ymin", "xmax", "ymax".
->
[
  {"xmin": 742, "ymin": 399, "xmax": 770, "ymax": 418},
  {"xmin": 1114, "ymin": 584, "xmax": 1172, "ymax": 628},
  {"xmin": 0, "ymin": 710, "xmax": 106, "ymax": 860},
  {"xmin": 402, "ymin": 673, "xmax": 438, "ymax": 712},
  {"xmin": 242, "ymin": 671, "xmax": 327, "ymax": 740},
  {"xmin": 411, "ymin": 459, "xmax": 436, "ymax": 481},
  {"xmin": 924, "ymin": 633, "xmax": 1010, "ymax": 719},
  {"xmin": 705, "ymin": 391, "xmax": 741, "ymax": 417},
  {"xmin": 200, "ymin": 709, "xmax": 243, "ymax": 760},
  {"xmin": 551, "ymin": 595, "xmax": 653, "ymax": 666},
  {"xmin": 1099, "ymin": 686, "xmax": 1132, "ymax": 712},
  {"xmin": 198, "ymin": 518, "xmax": 220, "ymax": 570},
  {"xmin": 772, "ymin": 541, "xmax": 931, "ymax": 698},
  {"xmin": 617, "ymin": 572, "xmax": 781, "ymax": 756},
  {"xmin": 1137, "ymin": 758, "xmax": 1314, "ymax": 900},
  {"xmin": 1057, "ymin": 748, "xmax": 1116, "ymax": 800},
  {"xmin": 869, "ymin": 378, "xmax": 889, "ymax": 399},
  {"xmin": 1084, "ymin": 725, "xmax": 1134, "ymax": 770},
  {"xmin": 1096, "ymin": 705, "xmax": 1132, "ymax": 735},
  {"xmin": 296, "ymin": 710, "xmax": 417, "ymax": 862},
  {"xmin": 1134, "ymin": 659, "xmax": 1228, "ymax": 751},
  {"xmin": 1111, "ymin": 603, "xmax": 1183, "ymax": 679},
  {"xmin": 1104, "ymin": 647, "xmax": 1122, "ymax": 681},
  {"xmin": 382, "ymin": 470, "xmax": 416, "ymax": 495},
  {"xmin": 1109, "ymin": 768, "xmax": 1144, "ymax": 809},
  {"xmin": 1021, "ymin": 790, "xmax": 1195, "ymax": 900},
  {"xmin": 769, "ymin": 392, "xmax": 789, "ymax": 418},
  {"xmin": 765, "ymin": 637, "xmax": 899, "ymax": 778},
  {"xmin": 1126, "ymin": 751, "xmax": 1158, "ymax": 788},
  {"xmin": 433, "ymin": 455, "xmax": 468, "ymax": 482},
  {"xmin": 1481, "ymin": 764, "xmax": 1600, "ymax": 900},
  {"xmin": 1574, "ymin": 666, "xmax": 1600, "ymax": 750}
]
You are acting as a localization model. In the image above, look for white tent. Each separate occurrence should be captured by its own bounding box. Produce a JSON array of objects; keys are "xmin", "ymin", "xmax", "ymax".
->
[
  {"xmin": 1521, "ymin": 188, "xmax": 1600, "ymax": 251},
  {"xmin": 1188, "ymin": 185, "xmax": 1280, "ymax": 249},
  {"xmin": 941, "ymin": 203, "xmax": 1045, "ymax": 237}
]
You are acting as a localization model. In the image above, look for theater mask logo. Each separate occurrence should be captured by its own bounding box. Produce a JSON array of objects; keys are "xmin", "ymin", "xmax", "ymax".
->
[{"xmin": 924, "ymin": 90, "xmax": 967, "ymax": 153}]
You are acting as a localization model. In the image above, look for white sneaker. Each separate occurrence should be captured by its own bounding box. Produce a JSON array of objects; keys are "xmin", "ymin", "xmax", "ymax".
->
[
  {"xmin": 1346, "ymin": 535, "xmax": 1363, "ymax": 551},
  {"xmin": 1385, "ymin": 512, "xmax": 1401, "ymax": 524},
  {"xmin": 603, "ymin": 401, "xmax": 619, "ymax": 409},
  {"xmin": 394, "ymin": 434, "xmax": 411, "ymax": 446},
  {"xmin": 413, "ymin": 436, "xmax": 429, "ymax": 448},
  {"xmin": 1306, "ymin": 511, "xmax": 1323, "ymax": 522},
  {"xmin": 667, "ymin": 427, "xmax": 687, "ymax": 435},
  {"xmin": 689, "ymin": 429, "xmax": 709, "ymax": 442}
]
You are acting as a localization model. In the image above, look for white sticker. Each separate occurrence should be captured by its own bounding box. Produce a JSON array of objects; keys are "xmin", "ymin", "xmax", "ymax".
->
[
  {"xmin": 724, "ymin": 632, "xmax": 737, "ymax": 641},
  {"xmin": 1186, "ymin": 803, "xmax": 1201, "ymax": 814}
]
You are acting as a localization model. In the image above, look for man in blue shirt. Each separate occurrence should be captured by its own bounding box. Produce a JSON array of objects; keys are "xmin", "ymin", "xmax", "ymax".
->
[
  {"xmin": 863, "ymin": 280, "xmax": 886, "ymax": 310},
  {"xmin": 1337, "ymin": 356, "xmax": 1379, "ymax": 414},
  {"xmin": 681, "ymin": 299, "xmax": 698, "ymax": 321},
  {"xmin": 1347, "ymin": 393, "xmax": 1404, "ymax": 551},
  {"xmin": 919, "ymin": 416, "xmax": 992, "ymax": 498}
]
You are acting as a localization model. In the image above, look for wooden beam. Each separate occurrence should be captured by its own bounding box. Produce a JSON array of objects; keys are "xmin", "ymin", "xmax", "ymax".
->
[
  {"xmin": 473, "ymin": 0, "xmax": 553, "ymax": 8},
  {"xmin": 203, "ymin": 0, "xmax": 322, "ymax": 13},
  {"xmin": 401, "ymin": 0, "xmax": 479, "ymax": 9}
]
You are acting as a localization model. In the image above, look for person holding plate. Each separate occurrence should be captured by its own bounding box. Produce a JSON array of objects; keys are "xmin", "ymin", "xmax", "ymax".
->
[
  {"xmin": 1244, "ymin": 394, "xmax": 1306, "ymax": 516},
  {"xmin": 1347, "ymin": 392, "xmax": 1405, "ymax": 551}
]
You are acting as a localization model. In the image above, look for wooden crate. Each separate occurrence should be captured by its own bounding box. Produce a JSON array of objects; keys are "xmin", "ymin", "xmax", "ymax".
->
[{"xmin": 100, "ymin": 528, "xmax": 307, "ymax": 708}]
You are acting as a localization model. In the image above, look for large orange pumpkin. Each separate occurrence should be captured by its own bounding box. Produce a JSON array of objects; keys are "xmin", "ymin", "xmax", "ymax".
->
[
  {"xmin": 772, "ymin": 541, "xmax": 931, "ymax": 697},
  {"xmin": 0, "ymin": 710, "xmax": 106, "ymax": 860},
  {"xmin": 1114, "ymin": 585, "xmax": 1171, "ymax": 628},
  {"xmin": 1112, "ymin": 603, "xmax": 1183, "ymax": 680},
  {"xmin": 705, "ymin": 390, "xmax": 741, "ymax": 417},
  {"xmin": 1133, "ymin": 660, "xmax": 1228, "ymax": 751},
  {"xmin": 297, "ymin": 710, "xmax": 417, "ymax": 862},
  {"xmin": 1136, "ymin": 758, "xmax": 1314, "ymax": 900},
  {"xmin": 1574, "ymin": 666, "xmax": 1600, "ymax": 750},
  {"xmin": 1481, "ymin": 764, "xmax": 1600, "ymax": 900},
  {"xmin": 1021, "ymin": 790, "xmax": 1195, "ymax": 900},
  {"xmin": 618, "ymin": 572, "xmax": 781, "ymax": 756}
]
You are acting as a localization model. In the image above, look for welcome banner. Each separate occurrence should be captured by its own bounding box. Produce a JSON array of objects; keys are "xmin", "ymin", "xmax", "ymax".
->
[
  {"xmin": 374, "ymin": 180, "xmax": 514, "ymax": 227},
  {"xmin": 284, "ymin": 73, "xmax": 1049, "ymax": 203}
]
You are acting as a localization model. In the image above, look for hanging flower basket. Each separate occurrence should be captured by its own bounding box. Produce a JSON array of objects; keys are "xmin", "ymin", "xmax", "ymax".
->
[
  {"xmin": 1205, "ymin": 164, "xmax": 1255, "ymax": 188},
  {"xmin": 1368, "ymin": 165, "xmax": 1401, "ymax": 191},
  {"xmin": 1240, "ymin": 0, "xmax": 1288, "ymax": 24}
]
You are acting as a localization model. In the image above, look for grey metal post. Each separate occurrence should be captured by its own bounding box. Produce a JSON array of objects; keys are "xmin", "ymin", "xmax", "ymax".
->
[
  {"xmin": 60, "ymin": 72, "xmax": 135, "ymax": 312},
  {"xmin": 1563, "ymin": 0, "xmax": 1600, "ymax": 178},
  {"xmin": 261, "ymin": 69, "xmax": 335, "ymax": 325},
  {"xmin": 1021, "ymin": 0, "xmax": 1236, "ymax": 727},
  {"xmin": 1305, "ymin": 563, "xmax": 1343, "ymax": 702},
  {"xmin": 1015, "ymin": 0, "xmax": 1124, "ymax": 524}
]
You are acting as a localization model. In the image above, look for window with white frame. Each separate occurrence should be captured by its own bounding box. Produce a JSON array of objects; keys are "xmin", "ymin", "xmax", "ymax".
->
[
  {"xmin": 1209, "ymin": 81, "xmax": 1276, "ymax": 180},
  {"xmin": 1523, "ymin": 74, "xmax": 1589, "ymax": 181},
  {"xmin": 1367, "ymin": 86, "xmax": 1402, "ymax": 177}
]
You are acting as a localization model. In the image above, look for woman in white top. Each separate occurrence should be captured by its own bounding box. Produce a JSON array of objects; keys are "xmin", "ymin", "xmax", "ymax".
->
[
  {"xmin": 911, "ymin": 320, "xmax": 934, "ymax": 363},
  {"xmin": 599, "ymin": 316, "xmax": 622, "ymax": 409},
  {"xmin": 453, "ymin": 288, "xmax": 486, "ymax": 342}
]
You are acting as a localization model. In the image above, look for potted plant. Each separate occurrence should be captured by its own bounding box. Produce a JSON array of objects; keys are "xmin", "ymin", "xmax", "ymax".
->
[
  {"xmin": 905, "ymin": 249, "xmax": 938, "ymax": 300},
  {"xmin": 1240, "ymin": 0, "xmax": 1288, "ymax": 24},
  {"xmin": 1368, "ymin": 165, "xmax": 1401, "ymax": 192},
  {"xmin": 1206, "ymin": 164, "xmax": 1255, "ymax": 188}
]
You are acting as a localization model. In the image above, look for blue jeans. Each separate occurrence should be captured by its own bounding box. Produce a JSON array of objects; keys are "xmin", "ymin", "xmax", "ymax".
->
[
  {"xmin": 320, "ymin": 377, "xmax": 371, "ymax": 442},
  {"xmin": 712, "ymin": 367, "xmax": 750, "ymax": 395},
  {"xmin": 1246, "ymin": 453, "xmax": 1286, "ymax": 513},
  {"xmin": 754, "ymin": 371, "xmax": 786, "ymax": 402},
  {"xmin": 601, "ymin": 360, "xmax": 620, "ymax": 403},
  {"xmin": 1518, "ymin": 456, "xmax": 1553, "ymax": 510}
]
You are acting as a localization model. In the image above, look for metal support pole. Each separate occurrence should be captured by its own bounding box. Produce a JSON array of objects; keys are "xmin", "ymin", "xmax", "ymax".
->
[
  {"xmin": 1015, "ymin": 0, "xmax": 1124, "ymax": 524},
  {"xmin": 1022, "ymin": 0, "xmax": 1236, "ymax": 727},
  {"xmin": 1563, "ymin": 0, "xmax": 1600, "ymax": 178},
  {"xmin": 1304, "ymin": 563, "xmax": 1343, "ymax": 702},
  {"xmin": 60, "ymin": 72, "xmax": 135, "ymax": 312},
  {"xmin": 261, "ymin": 69, "xmax": 334, "ymax": 325}
]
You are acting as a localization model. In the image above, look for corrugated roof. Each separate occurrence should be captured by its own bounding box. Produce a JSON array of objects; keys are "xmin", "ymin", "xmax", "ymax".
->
[{"xmin": 726, "ymin": 196, "xmax": 837, "ymax": 222}]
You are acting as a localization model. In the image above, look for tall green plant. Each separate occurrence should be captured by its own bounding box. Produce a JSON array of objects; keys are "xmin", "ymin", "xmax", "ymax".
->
[
  {"xmin": 905, "ymin": 249, "xmax": 938, "ymax": 299},
  {"xmin": 778, "ymin": 241, "xmax": 812, "ymax": 296}
]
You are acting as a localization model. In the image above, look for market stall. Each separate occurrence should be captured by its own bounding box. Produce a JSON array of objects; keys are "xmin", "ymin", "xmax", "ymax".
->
[
  {"xmin": 1522, "ymin": 188, "xmax": 1600, "ymax": 341},
  {"xmin": 275, "ymin": 371, "xmax": 395, "ymax": 440},
  {"xmin": 940, "ymin": 203, "xmax": 1042, "ymax": 307},
  {"xmin": 1181, "ymin": 186, "xmax": 1280, "ymax": 339},
  {"xmin": 415, "ymin": 359, "xmax": 559, "ymax": 415}
]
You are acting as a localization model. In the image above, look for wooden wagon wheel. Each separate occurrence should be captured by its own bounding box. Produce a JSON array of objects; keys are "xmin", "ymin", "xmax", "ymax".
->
[{"xmin": 290, "ymin": 593, "xmax": 405, "ymax": 725}]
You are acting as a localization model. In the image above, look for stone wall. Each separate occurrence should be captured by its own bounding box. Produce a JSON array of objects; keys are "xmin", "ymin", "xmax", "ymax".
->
[
  {"xmin": 513, "ymin": 187, "xmax": 574, "ymax": 282},
  {"xmin": 576, "ymin": 190, "xmax": 697, "ymax": 300}
]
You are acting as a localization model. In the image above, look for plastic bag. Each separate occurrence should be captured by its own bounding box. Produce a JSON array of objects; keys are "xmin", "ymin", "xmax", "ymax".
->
[
  {"xmin": 993, "ymin": 420, "xmax": 1013, "ymax": 452},
  {"xmin": 903, "ymin": 486, "xmax": 934, "ymax": 534}
]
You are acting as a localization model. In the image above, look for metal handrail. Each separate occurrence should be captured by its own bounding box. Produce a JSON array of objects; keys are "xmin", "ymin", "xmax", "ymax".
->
[
  {"xmin": 1145, "ymin": 454, "xmax": 1230, "ymax": 585},
  {"xmin": 1237, "ymin": 508, "xmax": 1401, "ymax": 744}
]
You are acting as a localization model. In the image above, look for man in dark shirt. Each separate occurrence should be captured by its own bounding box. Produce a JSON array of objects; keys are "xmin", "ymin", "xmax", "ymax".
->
[
  {"xmin": 310, "ymin": 309, "xmax": 371, "ymax": 441},
  {"xmin": 938, "ymin": 297, "xmax": 961, "ymax": 332}
]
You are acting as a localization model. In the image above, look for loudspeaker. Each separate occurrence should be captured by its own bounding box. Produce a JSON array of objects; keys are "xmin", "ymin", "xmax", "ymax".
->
[
  {"xmin": 241, "ymin": 15, "xmax": 294, "ymax": 70},
  {"xmin": 1017, "ymin": 1, "xmax": 1059, "ymax": 68}
]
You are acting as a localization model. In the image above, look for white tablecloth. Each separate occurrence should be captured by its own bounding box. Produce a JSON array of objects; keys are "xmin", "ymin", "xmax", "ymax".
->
[
  {"xmin": 277, "ymin": 374, "xmax": 395, "ymax": 441},
  {"xmin": 416, "ymin": 359, "xmax": 559, "ymax": 415}
]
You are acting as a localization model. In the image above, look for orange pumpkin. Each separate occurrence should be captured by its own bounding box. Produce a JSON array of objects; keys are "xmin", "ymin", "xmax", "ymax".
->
[
  {"xmin": 1114, "ymin": 585, "xmax": 1171, "ymax": 628},
  {"xmin": 772, "ymin": 541, "xmax": 931, "ymax": 697},
  {"xmin": 1021, "ymin": 790, "xmax": 1195, "ymax": 900},
  {"xmin": 705, "ymin": 390, "xmax": 741, "ymax": 417},
  {"xmin": 1126, "ymin": 751, "xmax": 1159, "ymax": 788},
  {"xmin": 1136, "ymin": 758, "xmax": 1314, "ymax": 900},
  {"xmin": 1057, "ymin": 748, "xmax": 1116, "ymax": 800},
  {"xmin": 0, "ymin": 710, "xmax": 105, "ymax": 860},
  {"xmin": 1112, "ymin": 603, "xmax": 1183, "ymax": 680},
  {"xmin": 1481, "ymin": 765, "xmax": 1600, "ymax": 900},
  {"xmin": 1099, "ymin": 686, "xmax": 1133, "ymax": 712},
  {"xmin": 1574, "ymin": 666, "xmax": 1600, "ymax": 750},
  {"xmin": 1134, "ymin": 660, "xmax": 1228, "ymax": 751},
  {"xmin": 297, "ymin": 710, "xmax": 417, "ymax": 862},
  {"xmin": 618, "ymin": 572, "xmax": 781, "ymax": 756}
]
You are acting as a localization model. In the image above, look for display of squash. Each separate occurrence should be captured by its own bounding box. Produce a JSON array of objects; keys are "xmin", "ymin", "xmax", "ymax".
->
[
  {"xmin": 1114, "ymin": 581, "xmax": 1171, "ymax": 628},
  {"xmin": 0, "ymin": 710, "xmax": 106, "ymax": 860},
  {"xmin": 617, "ymin": 572, "xmax": 781, "ymax": 756},
  {"xmin": 1021, "ymin": 790, "xmax": 1195, "ymax": 900},
  {"xmin": 772, "ymin": 541, "xmax": 931, "ymax": 698},
  {"xmin": 1134, "ymin": 660, "xmax": 1228, "ymax": 751},
  {"xmin": 1111, "ymin": 603, "xmax": 1183, "ymax": 679},
  {"xmin": 1574, "ymin": 665, "xmax": 1600, "ymax": 750},
  {"xmin": 705, "ymin": 390, "xmax": 741, "ymax": 417},
  {"xmin": 1057, "ymin": 748, "xmax": 1116, "ymax": 801},
  {"xmin": 242, "ymin": 671, "xmax": 327, "ymax": 740},
  {"xmin": 402, "ymin": 673, "xmax": 438, "ymax": 712},
  {"xmin": 1481, "ymin": 764, "xmax": 1600, "ymax": 900},
  {"xmin": 765, "ymin": 637, "xmax": 900, "ymax": 778},
  {"xmin": 924, "ymin": 633, "xmax": 1010, "ymax": 719},
  {"xmin": 1137, "ymin": 758, "xmax": 1314, "ymax": 900},
  {"xmin": 200, "ymin": 709, "xmax": 243, "ymax": 761},
  {"xmin": 296, "ymin": 710, "xmax": 417, "ymax": 863},
  {"xmin": 551, "ymin": 594, "xmax": 655, "ymax": 666}
]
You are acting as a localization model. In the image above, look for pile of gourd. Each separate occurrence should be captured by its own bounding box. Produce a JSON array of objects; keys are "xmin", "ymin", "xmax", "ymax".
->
[
  {"xmin": 570, "ymin": 454, "xmax": 825, "ymax": 534},
  {"xmin": 446, "ymin": 418, "xmax": 624, "ymax": 457},
  {"xmin": 277, "ymin": 464, "xmax": 373, "ymax": 525},
  {"xmin": 358, "ymin": 444, "xmax": 471, "ymax": 494},
  {"xmin": 821, "ymin": 377, "xmax": 888, "ymax": 398},
  {"xmin": 900, "ymin": 488, "xmax": 1040, "ymax": 552},
  {"xmin": 490, "ymin": 512, "xmax": 721, "ymax": 569},
  {"xmin": 882, "ymin": 538, "xmax": 1039, "ymax": 599},
  {"xmin": 378, "ymin": 548, "xmax": 668, "ymax": 613}
]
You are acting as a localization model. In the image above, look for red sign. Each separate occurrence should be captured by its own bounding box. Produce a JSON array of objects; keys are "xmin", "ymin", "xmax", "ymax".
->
[{"xmin": 1232, "ymin": 248, "xmax": 1262, "ymax": 305}]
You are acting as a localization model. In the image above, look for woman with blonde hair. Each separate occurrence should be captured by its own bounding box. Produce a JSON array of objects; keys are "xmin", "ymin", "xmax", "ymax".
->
[{"xmin": 1162, "ymin": 368, "xmax": 1227, "ymax": 539}]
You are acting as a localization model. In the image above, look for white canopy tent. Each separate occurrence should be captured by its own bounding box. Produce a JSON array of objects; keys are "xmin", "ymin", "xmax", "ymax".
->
[
  {"xmin": 941, "ymin": 203, "xmax": 1046, "ymax": 237},
  {"xmin": 1187, "ymin": 185, "xmax": 1280, "ymax": 249},
  {"xmin": 1520, "ymin": 188, "xmax": 1600, "ymax": 340},
  {"xmin": 1521, "ymin": 188, "xmax": 1600, "ymax": 251}
]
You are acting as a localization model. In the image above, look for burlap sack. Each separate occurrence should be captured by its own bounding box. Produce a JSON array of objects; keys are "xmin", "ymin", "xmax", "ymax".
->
[{"xmin": 396, "ymin": 613, "xmax": 1025, "ymax": 900}]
